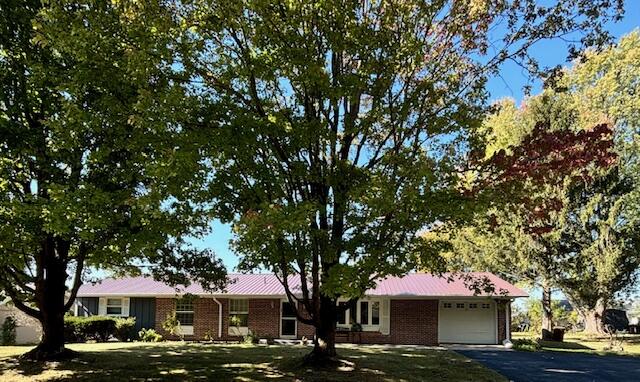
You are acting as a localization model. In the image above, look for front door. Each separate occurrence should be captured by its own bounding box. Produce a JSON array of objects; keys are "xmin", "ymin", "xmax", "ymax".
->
[{"xmin": 281, "ymin": 301, "xmax": 297, "ymax": 338}]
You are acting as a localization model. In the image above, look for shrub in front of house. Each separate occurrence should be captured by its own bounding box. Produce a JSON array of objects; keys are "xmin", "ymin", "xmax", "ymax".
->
[
  {"xmin": 512, "ymin": 338, "xmax": 541, "ymax": 352},
  {"xmin": 1, "ymin": 316, "xmax": 17, "ymax": 345},
  {"xmin": 138, "ymin": 328, "xmax": 163, "ymax": 342},
  {"xmin": 114, "ymin": 317, "xmax": 136, "ymax": 342},
  {"xmin": 64, "ymin": 315, "xmax": 126, "ymax": 343}
]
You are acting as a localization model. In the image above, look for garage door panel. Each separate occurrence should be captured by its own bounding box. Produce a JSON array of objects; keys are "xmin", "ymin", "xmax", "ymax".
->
[{"xmin": 439, "ymin": 301, "xmax": 496, "ymax": 344}]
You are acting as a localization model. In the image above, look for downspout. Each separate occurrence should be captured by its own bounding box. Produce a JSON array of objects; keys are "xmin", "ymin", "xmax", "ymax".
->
[
  {"xmin": 506, "ymin": 300, "xmax": 511, "ymax": 340},
  {"xmin": 503, "ymin": 300, "xmax": 513, "ymax": 349},
  {"xmin": 212, "ymin": 297, "xmax": 222, "ymax": 338}
]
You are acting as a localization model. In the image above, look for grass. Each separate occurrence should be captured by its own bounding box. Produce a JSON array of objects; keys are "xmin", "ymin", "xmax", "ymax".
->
[
  {"xmin": 0, "ymin": 342, "xmax": 507, "ymax": 381},
  {"xmin": 513, "ymin": 331, "xmax": 640, "ymax": 357}
]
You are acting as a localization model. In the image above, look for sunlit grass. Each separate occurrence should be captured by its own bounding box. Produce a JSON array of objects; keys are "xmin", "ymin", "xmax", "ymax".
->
[
  {"xmin": 513, "ymin": 331, "xmax": 640, "ymax": 356},
  {"xmin": 0, "ymin": 342, "xmax": 506, "ymax": 381}
]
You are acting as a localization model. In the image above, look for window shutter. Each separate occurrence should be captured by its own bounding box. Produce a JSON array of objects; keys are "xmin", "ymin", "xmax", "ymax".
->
[
  {"xmin": 98, "ymin": 297, "xmax": 107, "ymax": 315},
  {"xmin": 380, "ymin": 298, "xmax": 390, "ymax": 335},
  {"xmin": 122, "ymin": 298, "xmax": 130, "ymax": 316}
]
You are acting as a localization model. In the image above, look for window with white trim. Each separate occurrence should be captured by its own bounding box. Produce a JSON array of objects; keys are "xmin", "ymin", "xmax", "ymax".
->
[
  {"xmin": 443, "ymin": 302, "xmax": 452, "ymax": 309},
  {"xmin": 176, "ymin": 299, "xmax": 194, "ymax": 326},
  {"xmin": 456, "ymin": 303, "xmax": 465, "ymax": 309},
  {"xmin": 106, "ymin": 298, "xmax": 123, "ymax": 316},
  {"xmin": 371, "ymin": 301, "xmax": 380, "ymax": 325},
  {"xmin": 469, "ymin": 303, "xmax": 478, "ymax": 309},
  {"xmin": 481, "ymin": 303, "xmax": 491, "ymax": 309},
  {"xmin": 337, "ymin": 300, "xmax": 381, "ymax": 329},
  {"xmin": 229, "ymin": 299, "xmax": 249, "ymax": 327}
]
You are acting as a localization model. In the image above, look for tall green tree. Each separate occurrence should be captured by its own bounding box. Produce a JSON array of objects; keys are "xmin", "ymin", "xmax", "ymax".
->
[
  {"xmin": 189, "ymin": 0, "xmax": 624, "ymax": 360},
  {"xmin": 428, "ymin": 31, "xmax": 640, "ymax": 333},
  {"xmin": 555, "ymin": 167, "xmax": 640, "ymax": 333},
  {"xmin": 0, "ymin": 1, "xmax": 225, "ymax": 360}
]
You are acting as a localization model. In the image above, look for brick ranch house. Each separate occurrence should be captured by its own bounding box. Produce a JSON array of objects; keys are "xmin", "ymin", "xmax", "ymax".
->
[{"xmin": 75, "ymin": 272, "xmax": 527, "ymax": 345}]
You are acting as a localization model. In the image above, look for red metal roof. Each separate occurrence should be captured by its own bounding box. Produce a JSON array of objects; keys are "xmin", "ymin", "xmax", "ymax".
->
[{"xmin": 77, "ymin": 272, "xmax": 527, "ymax": 298}]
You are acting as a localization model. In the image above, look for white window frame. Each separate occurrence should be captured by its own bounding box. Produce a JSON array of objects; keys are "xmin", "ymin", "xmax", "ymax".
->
[
  {"xmin": 176, "ymin": 298, "xmax": 195, "ymax": 335},
  {"xmin": 228, "ymin": 299, "xmax": 249, "ymax": 336},
  {"xmin": 106, "ymin": 298, "xmax": 124, "ymax": 316},
  {"xmin": 336, "ymin": 299, "xmax": 381, "ymax": 331}
]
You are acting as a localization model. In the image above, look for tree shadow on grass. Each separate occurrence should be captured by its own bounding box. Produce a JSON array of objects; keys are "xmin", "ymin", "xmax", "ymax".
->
[
  {"xmin": 539, "ymin": 340, "xmax": 593, "ymax": 350},
  {"xmin": 0, "ymin": 343, "xmax": 504, "ymax": 381}
]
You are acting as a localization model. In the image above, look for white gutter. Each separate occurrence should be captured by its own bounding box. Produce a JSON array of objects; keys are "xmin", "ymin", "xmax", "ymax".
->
[
  {"xmin": 212, "ymin": 297, "xmax": 223, "ymax": 338},
  {"xmin": 506, "ymin": 300, "xmax": 511, "ymax": 340}
]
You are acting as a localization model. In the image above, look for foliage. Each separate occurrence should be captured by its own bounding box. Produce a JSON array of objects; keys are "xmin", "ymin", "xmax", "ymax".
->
[
  {"xmin": 113, "ymin": 317, "xmax": 136, "ymax": 342},
  {"xmin": 1, "ymin": 317, "xmax": 17, "ymax": 346},
  {"xmin": 138, "ymin": 328, "xmax": 163, "ymax": 343},
  {"xmin": 427, "ymin": 31, "xmax": 640, "ymax": 334},
  {"xmin": 229, "ymin": 315, "xmax": 243, "ymax": 329},
  {"xmin": 64, "ymin": 316, "xmax": 117, "ymax": 343},
  {"xmin": 186, "ymin": 0, "xmax": 624, "ymax": 358},
  {"xmin": 243, "ymin": 330, "xmax": 260, "ymax": 345},
  {"xmin": 162, "ymin": 311, "xmax": 183, "ymax": 341},
  {"xmin": 0, "ymin": 0, "xmax": 227, "ymax": 358},
  {"xmin": 512, "ymin": 338, "xmax": 541, "ymax": 352},
  {"xmin": 520, "ymin": 299, "xmax": 580, "ymax": 333}
]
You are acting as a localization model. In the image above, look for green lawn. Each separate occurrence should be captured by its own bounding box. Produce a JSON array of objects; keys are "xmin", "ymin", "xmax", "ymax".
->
[
  {"xmin": 513, "ymin": 331, "xmax": 640, "ymax": 357},
  {"xmin": 0, "ymin": 342, "xmax": 506, "ymax": 381}
]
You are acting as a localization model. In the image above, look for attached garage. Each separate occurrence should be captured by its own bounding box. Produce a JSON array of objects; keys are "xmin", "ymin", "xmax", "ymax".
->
[{"xmin": 438, "ymin": 300, "xmax": 497, "ymax": 344}]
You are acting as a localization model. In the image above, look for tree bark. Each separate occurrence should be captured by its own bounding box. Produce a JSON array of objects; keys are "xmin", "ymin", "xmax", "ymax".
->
[
  {"xmin": 581, "ymin": 299, "xmax": 607, "ymax": 334},
  {"xmin": 21, "ymin": 244, "xmax": 76, "ymax": 361},
  {"xmin": 541, "ymin": 285, "xmax": 553, "ymax": 340},
  {"xmin": 306, "ymin": 296, "xmax": 338, "ymax": 364}
]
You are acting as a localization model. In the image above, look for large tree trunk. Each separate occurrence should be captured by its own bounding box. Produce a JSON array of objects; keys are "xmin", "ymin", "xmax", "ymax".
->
[
  {"xmin": 581, "ymin": 299, "xmax": 607, "ymax": 335},
  {"xmin": 21, "ymin": 248, "xmax": 76, "ymax": 361},
  {"xmin": 541, "ymin": 285, "xmax": 553, "ymax": 340},
  {"xmin": 306, "ymin": 296, "xmax": 338, "ymax": 364}
]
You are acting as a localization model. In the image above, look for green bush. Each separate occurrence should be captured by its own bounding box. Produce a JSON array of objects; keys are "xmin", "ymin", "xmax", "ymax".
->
[
  {"xmin": 243, "ymin": 330, "xmax": 259, "ymax": 345},
  {"xmin": 64, "ymin": 315, "xmax": 118, "ymax": 343},
  {"xmin": 1, "ymin": 316, "xmax": 17, "ymax": 345},
  {"xmin": 162, "ymin": 311, "xmax": 183, "ymax": 340},
  {"xmin": 138, "ymin": 328, "xmax": 163, "ymax": 342},
  {"xmin": 512, "ymin": 338, "xmax": 541, "ymax": 352},
  {"xmin": 114, "ymin": 317, "xmax": 136, "ymax": 342}
]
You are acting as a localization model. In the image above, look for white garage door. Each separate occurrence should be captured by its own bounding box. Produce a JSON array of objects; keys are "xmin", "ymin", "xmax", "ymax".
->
[{"xmin": 438, "ymin": 300, "xmax": 496, "ymax": 344}]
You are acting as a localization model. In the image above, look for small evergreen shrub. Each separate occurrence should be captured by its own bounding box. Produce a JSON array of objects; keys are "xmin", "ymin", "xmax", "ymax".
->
[
  {"xmin": 138, "ymin": 328, "xmax": 163, "ymax": 342},
  {"xmin": 1, "ymin": 317, "xmax": 17, "ymax": 345},
  {"xmin": 114, "ymin": 317, "xmax": 136, "ymax": 342},
  {"xmin": 64, "ymin": 315, "xmax": 118, "ymax": 343}
]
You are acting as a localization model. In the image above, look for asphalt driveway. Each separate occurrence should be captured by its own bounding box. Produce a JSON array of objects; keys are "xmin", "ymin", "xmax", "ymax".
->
[{"xmin": 458, "ymin": 349, "xmax": 640, "ymax": 382}]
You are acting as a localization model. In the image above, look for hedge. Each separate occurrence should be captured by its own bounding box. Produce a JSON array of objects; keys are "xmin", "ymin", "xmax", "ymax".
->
[{"xmin": 64, "ymin": 315, "xmax": 136, "ymax": 343}]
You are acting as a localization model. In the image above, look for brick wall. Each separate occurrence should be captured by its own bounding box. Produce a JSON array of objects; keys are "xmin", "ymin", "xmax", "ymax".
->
[
  {"xmin": 248, "ymin": 299, "xmax": 280, "ymax": 338},
  {"xmin": 390, "ymin": 299, "xmax": 438, "ymax": 345},
  {"xmin": 497, "ymin": 300, "xmax": 509, "ymax": 343},
  {"xmin": 155, "ymin": 297, "xmax": 221, "ymax": 340},
  {"xmin": 296, "ymin": 302, "xmax": 315, "ymax": 339},
  {"xmin": 153, "ymin": 296, "xmax": 509, "ymax": 345},
  {"xmin": 155, "ymin": 298, "xmax": 176, "ymax": 339}
]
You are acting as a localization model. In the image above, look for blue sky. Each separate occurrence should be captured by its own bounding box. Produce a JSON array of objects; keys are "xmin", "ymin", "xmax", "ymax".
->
[{"xmin": 191, "ymin": 4, "xmax": 640, "ymax": 273}]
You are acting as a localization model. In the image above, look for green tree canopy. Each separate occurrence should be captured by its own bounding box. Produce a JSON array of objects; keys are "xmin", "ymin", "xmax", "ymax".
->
[
  {"xmin": 0, "ymin": 0, "xmax": 225, "ymax": 360},
  {"xmin": 186, "ymin": 0, "xmax": 625, "ymax": 359},
  {"xmin": 426, "ymin": 31, "xmax": 640, "ymax": 335}
]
